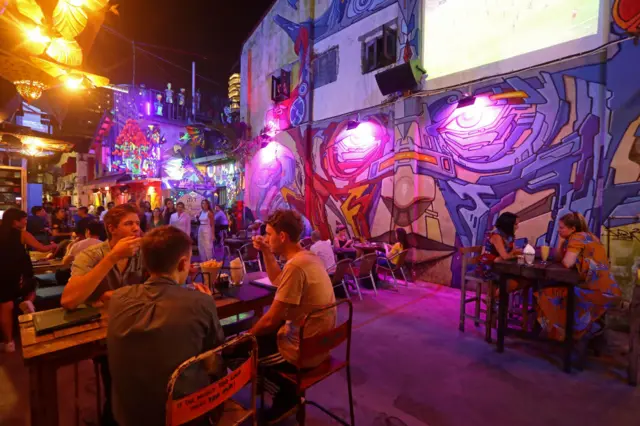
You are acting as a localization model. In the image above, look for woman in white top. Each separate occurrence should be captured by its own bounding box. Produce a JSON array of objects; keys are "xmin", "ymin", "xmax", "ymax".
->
[
  {"xmin": 198, "ymin": 199, "xmax": 215, "ymax": 262},
  {"xmin": 169, "ymin": 202, "xmax": 192, "ymax": 238}
]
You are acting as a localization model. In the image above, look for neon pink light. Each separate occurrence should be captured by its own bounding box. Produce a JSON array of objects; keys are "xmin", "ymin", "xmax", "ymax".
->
[
  {"xmin": 146, "ymin": 102, "xmax": 151, "ymax": 116},
  {"xmin": 341, "ymin": 122, "xmax": 378, "ymax": 149},
  {"xmin": 260, "ymin": 141, "xmax": 280, "ymax": 163}
]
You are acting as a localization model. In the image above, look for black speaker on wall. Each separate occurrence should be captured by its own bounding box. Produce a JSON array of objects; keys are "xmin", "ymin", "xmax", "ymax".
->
[{"xmin": 375, "ymin": 59, "xmax": 426, "ymax": 96}]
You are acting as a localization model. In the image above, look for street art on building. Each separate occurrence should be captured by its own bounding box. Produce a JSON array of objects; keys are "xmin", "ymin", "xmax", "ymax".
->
[{"xmin": 244, "ymin": 0, "xmax": 640, "ymax": 296}]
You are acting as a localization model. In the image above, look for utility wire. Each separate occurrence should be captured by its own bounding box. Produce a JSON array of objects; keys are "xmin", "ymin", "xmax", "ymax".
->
[{"xmin": 100, "ymin": 25, "xmax": 220, "ymax": 86}]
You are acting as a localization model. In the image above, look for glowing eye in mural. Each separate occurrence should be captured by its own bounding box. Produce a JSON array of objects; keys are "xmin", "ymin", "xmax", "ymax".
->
[
  {"xmin": 440, "ymin": 97, "xmax": 503, "ymax": 135},
  {"xmin": 324, "ymin": 120, "xmax": 386, "ymax": 179},
  {"xmin": 335, "ymin": 121, "xmax": 380, "ymax": 161}
]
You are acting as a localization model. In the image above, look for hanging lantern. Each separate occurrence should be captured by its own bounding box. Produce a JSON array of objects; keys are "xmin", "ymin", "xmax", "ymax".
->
[{"xmin": 13, "ymin": 80, "xmax": 46, "ymax": 101}]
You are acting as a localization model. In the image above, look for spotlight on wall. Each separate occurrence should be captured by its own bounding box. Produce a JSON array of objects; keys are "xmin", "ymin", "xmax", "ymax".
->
[
  {"xmin": 457, "ymin": 96, "xmax": 476, "ymax": 109},
  {"xmin": 346, "ymin": 120, "xmax": 360, "ymax": 130}
]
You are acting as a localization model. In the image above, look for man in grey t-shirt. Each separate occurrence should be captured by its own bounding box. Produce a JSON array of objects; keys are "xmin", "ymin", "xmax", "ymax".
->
[{"xmin": 108, "ymin": 226, "xmax": 225, "ymax": 426}]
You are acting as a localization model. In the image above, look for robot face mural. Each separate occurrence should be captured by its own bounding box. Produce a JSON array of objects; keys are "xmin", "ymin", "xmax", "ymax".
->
[{"xmin": 245, "ymin": 0, "xmax": 640, "ymax": 295}]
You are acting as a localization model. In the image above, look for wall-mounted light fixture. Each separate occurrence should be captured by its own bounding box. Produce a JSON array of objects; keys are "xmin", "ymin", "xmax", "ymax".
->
[{"xmin": 457, "ymin": 96, "xmax": 476, "ymax": 109}]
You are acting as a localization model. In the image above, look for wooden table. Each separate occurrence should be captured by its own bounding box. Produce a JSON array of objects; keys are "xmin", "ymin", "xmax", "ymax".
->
[
  {"xmin": 19, "ymin": 272, "xmax": 274, "ymax": 426},
  {"xmin": 353, "ymin": 243, "xmax": 384, "ymax": 255},
  {"xmin": 32, "ymin": 260, "xmax": 67, "ymax": 275},
  {"xmin": 492, "ymin": 260, "xmax": 582, "ymax": 373}
]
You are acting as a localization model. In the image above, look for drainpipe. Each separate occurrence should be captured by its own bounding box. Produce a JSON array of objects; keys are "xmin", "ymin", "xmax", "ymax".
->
[{"xmin": 305, "ymin": 0, "xmax": 316, "ymax": 231}]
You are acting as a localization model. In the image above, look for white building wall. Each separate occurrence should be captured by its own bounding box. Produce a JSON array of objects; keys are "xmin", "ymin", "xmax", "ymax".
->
[
  {"xmin": 312, "ymin": 3, "xmax": 399, "ymax": 121},
  {"xmin": 240, "ymin": 2, "xmax": 312, "ymax": 136}
]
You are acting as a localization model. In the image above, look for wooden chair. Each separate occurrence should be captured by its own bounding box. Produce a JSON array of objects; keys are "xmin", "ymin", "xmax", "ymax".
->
[
  {"xmin": 166, "ymin": 334, "xmax": 258, "ymax": 426},
  {"xmin": 238, "ymin": 243, "xmax": 263, "ymax": 274},
  {"xmin": 348, "ymin": 253, "xmax": 378, "ymax": 296},
  {"xmin": 629, "ymin": 284, "xmax": 640, "ymax": 386},
  {"xmin": 329, "ymin": 259, "xmax": 362, "ymax": 301},
  {"xmin": 459, "ymin": 246, "xmax": 494, "ymax": 342},
  {"xmin": 265, "ymin": 300, "xmax": 355, "ymax": 425},
  {"xmin": 376, "ymin": 249, "xmax": 410, "ymax": 288}
]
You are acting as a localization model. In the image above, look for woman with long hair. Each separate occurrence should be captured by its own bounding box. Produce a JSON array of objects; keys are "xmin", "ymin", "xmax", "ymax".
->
[
  {"xmin": 0, "ymin": 209, "xmax": 56, "ymax": 352},
  {"xmin": 148, "ymin": 208, "xmax": 164, "ymax": 230},
  {"xmin": 374, "ymin": 228, "xmax": 408, "ymax": 282},
  {"xmin": 536, "ymin": 212, "xmax": 621, "ymax": 346},
  {"xmin": 162, "ymin": 198, "xmax": 176, "ymax": 226},
  {"xmin": 475, "ymin": 212, "xmax": 523, "ymax": 290},
  {"xmin": 198, "ymin": 199, "xmax": 215, "ymax": 261}
]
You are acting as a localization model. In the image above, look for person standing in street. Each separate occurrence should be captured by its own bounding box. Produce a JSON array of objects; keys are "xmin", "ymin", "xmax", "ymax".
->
[
  {"xmin": 170, "ymin": 202, "xmax": 192, "ymax": 239},
  {"xmin": 213, "ymin": 204, "xmax": 229, "ymax": 246},
  {"xmin": 197, "ymin": 199, "xmax": 215, "ymax": 261}
]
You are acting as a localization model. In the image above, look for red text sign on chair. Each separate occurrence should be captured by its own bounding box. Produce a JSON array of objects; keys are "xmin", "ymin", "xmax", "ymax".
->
[{"xmin": 170, "ymin": 358, "xmax": 253, "ymax": 425}]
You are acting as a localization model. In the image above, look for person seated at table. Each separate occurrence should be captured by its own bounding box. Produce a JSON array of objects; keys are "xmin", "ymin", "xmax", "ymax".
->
[
  {"xmin": 535, "ymin": 212, "xmax": 621, "ymax": 343},
  {"xmin": 309, "ymin": 230, "xmax": 336, "ymax": 270},
  {"xmin": 27, "ymin": 206, "xmax": 50, "ymax": 245},
  {"xmin": 107, "ymin": 226, "xmax": 225, "ymax": 426},
  {"xmin": 251, "ymin": 210, "xmax": 337, "ymax": 423},
  {"xmin": 475, "ymin": 212, "xmax": 524, "ymax": 291},
  {"xmin": 333, "ymin": 224, "xmax": 353, "ymax": 249},
  {"xmin": 0, "ymin": 209, "xmax": 57, "ymax": 353},
  {"xmin": 373, "ymin": 228, "xmax": 407, "ymax": 281},
  {"xmin": 62, "ymin": 203, "xmax": 145, "ymax": 425},
  {"xmin": 51, "ymin": 207, "xmax": 73, "ymax": 243},
  {"xmin": 62, "ymin": 221, "xmax": 104, "ymax": 266}
]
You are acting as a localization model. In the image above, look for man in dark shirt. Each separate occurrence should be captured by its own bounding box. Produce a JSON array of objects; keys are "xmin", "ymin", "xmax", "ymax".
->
[
  {"xmin": 27, "ymin": 206, "xmax": 49, "ymax": 244},
  {"xmin": 107, "ymin": 226, "xmax": 225, "ymax": 426}
]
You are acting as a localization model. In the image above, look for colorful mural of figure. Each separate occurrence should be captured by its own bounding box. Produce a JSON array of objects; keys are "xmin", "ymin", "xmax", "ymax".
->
[
  {"xmin": 247, "ymin": 140, "xmax": 301, "ymax": 219},
  {"xmin": 246, "ymin": 0, "xmax": 640, "ymax": 295}
]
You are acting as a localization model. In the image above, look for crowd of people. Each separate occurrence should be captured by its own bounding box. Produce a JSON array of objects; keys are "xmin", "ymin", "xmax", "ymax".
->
[{"xmin": 0, "ymin": 199, "xmax": 623, "ymax": 424}]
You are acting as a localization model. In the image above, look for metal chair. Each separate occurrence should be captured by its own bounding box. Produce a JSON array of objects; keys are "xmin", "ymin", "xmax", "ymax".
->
[
  {"xmin": 458, "ymin": 246, "xmax": 494, "ymax": 342},
  {"xmin": 376, "ymin": 249, "xmax": 410, "ymax": 288},
  {"xmin": 166, "ymin": 334, "xmax": 258, "ymax": 426},
  {"xmin": 238, "ymin": 243, "xmax": 263, "ymax": 274},
  {"xmin": 265, "ymin": 300, "xmax": 355, "ymax": 425},
  {"xmin": 300, "ymin": 237, "xmax": 313, "ymax": 249},
  {"xmin": 329, "ymin": 259, "xmax": 362, "ymax": 301},
  {"xmin": 347, "ymin": 253, "xmax": 378, "ymax": 296}
]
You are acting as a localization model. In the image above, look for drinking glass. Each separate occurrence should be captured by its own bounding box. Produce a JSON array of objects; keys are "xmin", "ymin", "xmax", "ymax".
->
[{"xmin": 540, "ymin": 245, "xmax": 550, "ymax": 265}]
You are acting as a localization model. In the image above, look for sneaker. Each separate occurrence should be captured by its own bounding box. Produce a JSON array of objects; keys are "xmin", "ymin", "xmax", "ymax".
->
[
  {"xmin": 19, "ymin": 300, "xmax": 36, "ymax": 314},
  {"xmin": 1, "ymin": 341, "xmax": 16, "ymax": 353}
]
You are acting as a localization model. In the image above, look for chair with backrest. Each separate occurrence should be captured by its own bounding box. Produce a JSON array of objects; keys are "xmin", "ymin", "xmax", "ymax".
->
[
  {"xmin": 237, "ymin": 230, "xmax": 247, "ymax": 239},
  {"xmin": 458, "ymin": 246, "xmax": 494, "ymax": 342},
  {"xmin": 329, "ymin": 259, "xmax": 362, "ymax": 301},
  {"xmin": 265, "ymin": 299, "xmax": 354, "ymax": 425},
  {"xmin": 347, "ymin": 253, "xmax": 378, "ymax": 296},
  {"xmin": 376, "ymin": 249, "xmax": 410, "ymax": 288},
  {"xmin": 166, "ymin": 334, "xmax": 258, "ymax": 426},
  {"xmin": 238, "ymin": 243, "xmax": 263, "ymax": 274},
  {"xmin": 300, "ymin": 237, "xmax": 313, "ymax": 249}
]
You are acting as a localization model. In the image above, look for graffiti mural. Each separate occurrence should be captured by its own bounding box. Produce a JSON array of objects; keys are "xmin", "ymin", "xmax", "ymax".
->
[{"xmin": 245, "ymin": 0, "xmax": 640, "ymax": 296}]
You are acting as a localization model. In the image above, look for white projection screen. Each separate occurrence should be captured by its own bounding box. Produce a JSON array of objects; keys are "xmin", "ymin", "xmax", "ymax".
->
[{"xmin": 422, "ymin": 0, "xmax": 610, "ymax": 89}]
